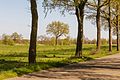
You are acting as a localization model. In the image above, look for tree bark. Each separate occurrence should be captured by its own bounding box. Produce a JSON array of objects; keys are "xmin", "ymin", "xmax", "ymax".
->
[
  {"xmin": 75, "ymin": 7, "xmax": 82, "ymax": 57},
  {"xmin": 29, "ymin": 0, "xmax": 38, "ymax": 64},
  {"xmin": 116, "ymin": 4, "xmax": 119, "ymax": 51},
  {"xmin": 108, "ymin": 0, "xmax": 112, "ymax": 52},
  {"xmin": 75, "ymin": 0, "xmax": 87, "ymax": 57},
  {"xmin": 96, "ymin": 0, "xmax": 101, "ymax": 51},
  {"xmin": 55, "ymin": 36, "xmax": 58, "ymax": 46}
]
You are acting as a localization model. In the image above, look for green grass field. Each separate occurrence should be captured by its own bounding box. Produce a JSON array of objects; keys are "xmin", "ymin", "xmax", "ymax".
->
[{"xmin": 0, "ymin": 44, "xmax": 119, "ymax": 79}]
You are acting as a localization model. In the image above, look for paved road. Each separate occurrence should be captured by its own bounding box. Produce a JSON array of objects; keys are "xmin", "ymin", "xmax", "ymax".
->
[{"xmin": 7, "ymin": 53, "xmax": 120, "ymax": 80}]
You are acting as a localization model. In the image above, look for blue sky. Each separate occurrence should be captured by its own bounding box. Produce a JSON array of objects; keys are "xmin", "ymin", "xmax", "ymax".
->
[{"xmin": 0, "ymin": 0, "xmax": 110, "ymax": 40}]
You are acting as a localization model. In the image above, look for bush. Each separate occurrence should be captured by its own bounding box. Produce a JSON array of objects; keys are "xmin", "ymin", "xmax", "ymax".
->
[
  {"xmin": 2, "ymin": 34, "xmax": 15, "ymax": 46},
  {"xmin": 2, "ymin": 39, "xmax": 14, "ymax": 46}
]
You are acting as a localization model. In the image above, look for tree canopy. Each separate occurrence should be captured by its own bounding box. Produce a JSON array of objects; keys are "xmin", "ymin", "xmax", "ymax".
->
[{"xmin": 46, "ymin": 21, "xmax": 69, "ymax": 45}]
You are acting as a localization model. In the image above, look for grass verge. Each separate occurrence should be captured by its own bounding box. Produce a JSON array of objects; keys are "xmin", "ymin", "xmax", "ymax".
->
[{"xmin": 0, "ymin": 44, "xmax": 119, "ymax": 80}]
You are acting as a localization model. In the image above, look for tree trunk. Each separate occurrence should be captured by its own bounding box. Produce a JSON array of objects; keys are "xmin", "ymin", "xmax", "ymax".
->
[
  {"xmin": 74, "ymin": 0, "xmax": 87, "ymax": 58},
  {"xmin": 55, "ymin": 36, "xmax": 58, "ymax": 46},
  {"xmin": 108, "ymin": 0, "xmax": 112, "ymax": 52},
  {"xmin": 116, "ymin": 4, "xmax": 119, "ymax": 51},
  {"xmin": 96, "ymin": 0, "xmax": 101, "ymax": 51},
  {"xmin": 75, "ymin": 6, "xmax": 84, "ymax": 57},
  {"xmin": 29, "ymin": 0, "xmax": 38, "ymax": 64}
]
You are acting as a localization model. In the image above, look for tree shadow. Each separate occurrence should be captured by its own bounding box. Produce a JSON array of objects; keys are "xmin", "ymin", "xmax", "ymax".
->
[
  {"xmin": 0, "ymin": 59, "xmax": 68, "ymax": 76},
  {"xmin": 101, "ymin": 45, "xmax": 116, "ymax": 49},
  {"xmin": 0, "ymin": 52, "xmax": 27, "ymax": 57},
  {"xmin": 23, "ymin": 57, "xmax": 120, "ymax": 80},
  {"xmin": 0, "ymin": 48, "xmax": 75, "ymax": 58},
  {"xmin": 0, "ymin": 45, "xmax": 115, "ymax": 58}
]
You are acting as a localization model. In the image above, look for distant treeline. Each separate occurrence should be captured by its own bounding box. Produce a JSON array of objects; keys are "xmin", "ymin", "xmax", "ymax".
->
[
  {"xmin": 0, "ymin": 32, "xmax": 29, "ymax": 45},
  {"xmin": 0, "ymin": 32, "xmax": 118, "ymax": 46}
]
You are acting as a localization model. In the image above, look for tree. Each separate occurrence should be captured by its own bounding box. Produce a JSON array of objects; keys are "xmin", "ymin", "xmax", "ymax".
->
[
  {"xmin": 75, "ymin": 0, "xmax": 88, "ymax": 57},
  {"xmin": 112, "ymin": 1, "xmax": 120, "ymax": 51},
  {"xmin": 108, "ymin": 0, "xmax": 112, "ymax": 51},
  {"xmin": 43, "ymin": 0, "xmax": 87, "ymax": 57},
  {"xmin": 115, "ymin": 4, "xmax": 119, "ymax": 51},
  {"xmin": 112, "ymin": 0, "xmax": 120, "ymax": 51},
  {"xmin": 2, "ymin": 34, "xmax": 14, "ymax": 45},
  {"xmin": 107, "ymin": 0, "xmax": 120, "ymax": 51},
  {"xmin": 46, "ymin": 21, "xmax": 69, "ymax": 45},
  {"xmin": 101, "ymin": 0, "xmax": 119, "ymax": 52},
  {"xmin": 11, "ymin": 32, "xmax": 23, "ymax": 43},
  {"xmin": 29, "ymin": 0, "xmax": 38, "ymax": 64},
  {"xmin": 86, "ymin": 0, "xmax": 108, "ymax": 51},
  {"xmin": 96, "ymin": 0, "xmax": 101, "ymax": 51}
]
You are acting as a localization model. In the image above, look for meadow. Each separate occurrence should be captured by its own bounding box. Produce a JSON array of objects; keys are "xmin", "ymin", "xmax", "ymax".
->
[{"xmin": 0, "ymin": 44, "xmax": 118, "ymax": 79}]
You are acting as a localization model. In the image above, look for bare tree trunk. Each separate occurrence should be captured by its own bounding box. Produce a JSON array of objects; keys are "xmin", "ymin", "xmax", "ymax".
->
[
  {"xmin": 75, "ymin": 0, "xmax": 87, "ymax": 57},
  {"xmin": 116, "ymin": 4, "xmax": 119, "ymax": 51},
  {"xmin": 75, "ymin": 7, "xmax": 82, "ymax": 57},
  {"xmin": 108, "ymin": 0, "xmax": 112, "ymax": 52},
  {"xmin": 55, "ymin": 36, "xmax": 58, "ymax": 46},
  {"xmin": 29, "ymin": 0, "xmax": 38, "ymax": 64},
  {"xmin": 75, "ymin": 8, "xmax": 84, "ymax": 57},
  {"xmin": 96, "ymin": 0, "xmax": 101, "ymax": 51}
]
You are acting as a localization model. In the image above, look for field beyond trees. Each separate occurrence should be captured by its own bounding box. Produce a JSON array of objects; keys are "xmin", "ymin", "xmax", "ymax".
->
[{"xmin": 0, "ymin": 44, "xmax": 118, "ymax": 80}]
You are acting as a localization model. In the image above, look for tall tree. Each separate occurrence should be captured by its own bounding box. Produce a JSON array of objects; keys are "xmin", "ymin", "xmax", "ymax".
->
[
  {"xmin": 29, "ymin": 0, "xmax": 38, "ymax": 64},
  {"xmin": 96, "ymin": 0, "xmax": 101, "ymax": 51},
  {"xmin": 110, "ymin": 0, "xmax": 120, "ymax": 51},
  {"xmin": 43, "ymin": 0, "xmax": 87, "ymax": 58},
  {"xmin": 46, "ymin": 21, "xmax": 69, "ymax": 45},
  {"xmin": 86, "ymin": 0, "xmax": 108, "ymax": 51},
  {"xmin": 74, "ymin": 0, "xmax": 87, "ymax": 57},
  {"xmin": 108, "ymin": 0, "xmax": 112, "ymax": 51},
  {"xmin": 116, "ymin": 4, "xmax": 119, "ymax": 51},
  {"xmin": 99, "ymin": 0, "xmax": 120, "ymax": 51}
]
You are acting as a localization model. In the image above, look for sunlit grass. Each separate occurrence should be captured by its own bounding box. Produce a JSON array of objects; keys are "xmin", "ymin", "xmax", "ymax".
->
[{"xmin": 0, "ymin": 44, "xmax": 119, "ymax": 80}]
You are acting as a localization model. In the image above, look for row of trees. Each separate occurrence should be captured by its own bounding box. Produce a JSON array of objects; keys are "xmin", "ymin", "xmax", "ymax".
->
[
  {"xmin": 43, "ymin": 0, "xmax": 120, "ymax": 57},
  {"xmin": 84, "ymin": 38, "xmax": 119, "ymax": 44},
  {"xmin": 28, "ymin": 0, "xmax": 120, "ymax": 63},
  {"xmin": 1, "ymin": 32, "xmax": 118, "ymax": 46},
  {"xmin": 38, "ymin": 35, "xmax": 76, "ymax": 45},
  {"xmin": 38, "ymin": 36, "xmax": 119, "ymax": 45},
  {"xmin": 86, "ymin": 0, "xmax": 120, "ymax": 52},
  {"xmin": 1, "ymin": 32, "xmax": 23, "ymax": 45}
]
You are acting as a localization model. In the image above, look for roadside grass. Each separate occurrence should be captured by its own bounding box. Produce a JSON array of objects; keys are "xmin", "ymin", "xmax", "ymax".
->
[{"xmin": 0, "ymin": 44, "xmax": 119, "ymax": 80}]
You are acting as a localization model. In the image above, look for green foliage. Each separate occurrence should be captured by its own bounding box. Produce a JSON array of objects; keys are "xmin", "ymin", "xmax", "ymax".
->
[
  {"xmin": 2, "ymin": 34, "xmax": 14, "ymax": 45},
  {"xmin": 1, "ymin": 32, "xmax": 23, "ymax": 45},
  {"xmin": 101, "ymin": 38, "xmax": 108, "ymax": 45},
  {"xmin": 46, "ymin": 21, "xmax": 69, "ymax": 38},
  {"xmin": 13, "ymin": 67, "xmax": 33, "ymax": 75},
  {"xmin": 44, "ymin": 21, "xmax": 70, "ymax": 45},
  {"xmin": 37, "ymin": 35, "xmax": 76, "ymax": 45},
  {"xmin": 1, "ymin": 32, "xmax": 24, "ymax": 46},
  {"xmin": 11, "ymin": 32, "xmax": 22, "ymax": 43}
]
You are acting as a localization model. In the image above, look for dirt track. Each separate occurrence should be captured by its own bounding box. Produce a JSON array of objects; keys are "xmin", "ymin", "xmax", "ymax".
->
[{"xmin": 7, "ymin": 53, "xmax": 120, "ymax": 80}]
